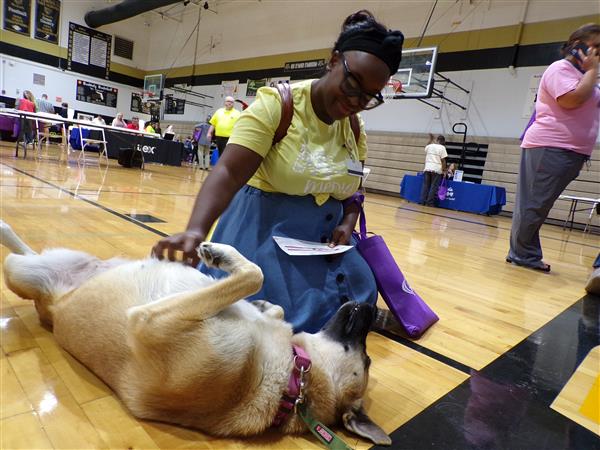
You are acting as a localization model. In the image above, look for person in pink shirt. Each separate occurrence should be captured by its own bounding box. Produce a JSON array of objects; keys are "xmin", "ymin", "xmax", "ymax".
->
[{"xmin": 507, "ymin": 23, "xmax": 600, "ymax": 272}]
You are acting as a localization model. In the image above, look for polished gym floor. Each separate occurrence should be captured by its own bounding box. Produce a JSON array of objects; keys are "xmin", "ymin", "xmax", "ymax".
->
[{"xmin": 1, "ymin": 143, "xmax": 598, "ymax": 449}]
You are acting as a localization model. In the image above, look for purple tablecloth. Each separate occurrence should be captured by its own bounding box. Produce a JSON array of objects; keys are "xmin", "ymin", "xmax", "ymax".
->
[{"xmin": 0, "ymin": 115, "xmax": 16, "ymax": 134}]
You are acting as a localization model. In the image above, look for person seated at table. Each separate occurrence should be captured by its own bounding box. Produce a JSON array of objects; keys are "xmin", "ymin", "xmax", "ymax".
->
[
  {"xmin": 154, "ymin": 122, "xmax": 162, "ymax": 135},
  {"xmin": 92, "ymin": 115, "xmax": 106, "ymax": 125},
  {"xmin": 446, "ymin": 162, "xmax": 456, "ymax": 179},
  {"xmin": 145, "ymin": 121, "xmax": 156, "ymax": 134},
  {"xmin": 36, "ymin": 94, "xmax": 55, "ymax": 114},
  {"xmin": 56, "ymin": 102, "xmax": 69, "ymax": 118},
  {"xmin": 163, "ymin": 124, "xmax": 176, "ymax": 140},
  {"xmin": 419, "ymin": 133, "xmax": 447, "ymax": 207},
  {"xmin": 126, "ymin": 116, "xmax": 140, "ymax": 130},
  {"xmin": 35, "ymin": 94, "xmax": 55, "ymax": 145},
  {"xmin": 112, "ymin": 112, "xmax": 126, "ymax": 128}
]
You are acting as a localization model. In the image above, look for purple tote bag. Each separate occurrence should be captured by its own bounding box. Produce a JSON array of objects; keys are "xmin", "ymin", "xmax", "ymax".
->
[
  {"xmin": 438, "ymin": 177, "xmax": 448, "ymax": 201},
  {"xmin": 348, "ymin": 194, "xmax": 439, "ymax": 338}
]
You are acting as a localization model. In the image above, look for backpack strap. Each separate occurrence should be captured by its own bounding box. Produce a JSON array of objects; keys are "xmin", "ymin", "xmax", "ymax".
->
[
  {"xmin": 273, "ymin": 83, "xmax": 293, "ymax": 145},
  {"xmin": 272, "ymin": 81, "xmax": 361, "ymax": 146},
  {"xmin": 348, "ymin": 114, "xmax": 360, "ymax": 145}
]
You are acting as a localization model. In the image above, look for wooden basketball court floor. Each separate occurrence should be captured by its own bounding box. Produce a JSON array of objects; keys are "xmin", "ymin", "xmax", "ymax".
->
[{"xmin": 1, "ymin": 143, "xmax": 599, "ymax": 449}]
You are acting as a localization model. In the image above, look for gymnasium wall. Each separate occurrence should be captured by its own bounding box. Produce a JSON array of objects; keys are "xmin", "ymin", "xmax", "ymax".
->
[{"xmin": 0, "ymin": 55, "xmax": 151, "ymax": 122}]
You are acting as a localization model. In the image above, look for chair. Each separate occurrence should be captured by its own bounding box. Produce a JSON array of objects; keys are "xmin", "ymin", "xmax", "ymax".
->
[
  {"xmin": 78, "ymin": 125, "xmax": 108, "ymax": 163},
  {"xmin": 559, "ymin": 195, "xmax": 600, "ymax": 233},
  {"xmin": 34, "ymin": 116, "xmax": 67, "ymax": 160}
]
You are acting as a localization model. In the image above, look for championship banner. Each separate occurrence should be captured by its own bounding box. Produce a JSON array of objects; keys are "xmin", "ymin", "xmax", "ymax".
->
[
  {"xmin": 34, "ymin": 0, "xmax": 60, "ymax": 44},
  {"xmin": 3, "ymin": 0, "xmax": 32, "ymax": 36},
  {"xmin": 76, "ymin": 79, "xmax": 118, "ymax": 108},
  {"xmin": 67, "ymin": 22, "xmax": 112, "ymax": 79}
]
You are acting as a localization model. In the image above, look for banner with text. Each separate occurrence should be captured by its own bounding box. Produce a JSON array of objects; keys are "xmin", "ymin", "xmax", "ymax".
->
[
  {"xmin": 284, "ymin": 59, "xmax": 325, "ymax": 73},
  {"xmin": 76, "ymin": 79, "xmax": 118, "ymax": 108},
  {"xmin": 34, "ymin": 0, "xmax": 60, "ymax": 44},
  {"xmin": 67, "ymin": 22, "xmax": 112, "ymax": 79},
  {"xmin": 3, "ymin": 0, "xmax": 31, "ymax": 36}
]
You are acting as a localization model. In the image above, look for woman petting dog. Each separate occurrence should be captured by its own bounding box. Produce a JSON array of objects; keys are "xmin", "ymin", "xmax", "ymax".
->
[{"xmin": 153, "ymin": 10, "xmax": 404, "ymax": 333}]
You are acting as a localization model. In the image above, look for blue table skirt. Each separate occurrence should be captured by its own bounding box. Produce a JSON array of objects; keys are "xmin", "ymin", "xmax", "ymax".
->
[{"xmin": 400, "ymin": 174, "xmax": 506, "ymax": 215}]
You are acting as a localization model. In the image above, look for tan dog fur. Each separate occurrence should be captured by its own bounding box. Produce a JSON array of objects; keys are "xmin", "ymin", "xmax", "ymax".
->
[{"xmin": 1, "ymin": 221, "xmax": 390, "ymax": 445}]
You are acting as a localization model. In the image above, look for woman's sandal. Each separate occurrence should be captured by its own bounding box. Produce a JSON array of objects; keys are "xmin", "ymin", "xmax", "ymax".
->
[{"xmin": 505, "ymin": 257, "xmax": 551, "ymax": 273}]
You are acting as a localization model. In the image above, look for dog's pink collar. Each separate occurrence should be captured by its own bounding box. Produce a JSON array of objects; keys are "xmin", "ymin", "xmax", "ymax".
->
[{"xmin": 271, "ymin": 344, "xmax": 312, "ymax": 427}]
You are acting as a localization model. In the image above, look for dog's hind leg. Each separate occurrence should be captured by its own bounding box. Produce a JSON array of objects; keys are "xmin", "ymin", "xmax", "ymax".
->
[
  {"xmin": 0, "ymin": 221, "xmax": 36, "ymax": 255},
  {"xmin": 127, "ymin": 242, "xmax": 263, "ymax": 339}
]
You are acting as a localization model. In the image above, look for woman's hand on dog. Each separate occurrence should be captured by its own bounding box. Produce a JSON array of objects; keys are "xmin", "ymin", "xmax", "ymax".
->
[{"xmin": 152, "ymin": 230, "xmax": 205, "ymax": 266}]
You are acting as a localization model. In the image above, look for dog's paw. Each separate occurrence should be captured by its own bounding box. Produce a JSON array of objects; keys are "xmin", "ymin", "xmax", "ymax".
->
[
  {"xmin": 251, "ymin": 300, "xmax": 285, "ymax": 320},
  {"xmin": 197, "ymin": 242, "xmax": 242, "ymax": 272}
]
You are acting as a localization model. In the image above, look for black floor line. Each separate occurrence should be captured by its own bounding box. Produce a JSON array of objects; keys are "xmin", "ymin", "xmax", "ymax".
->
[
  {"xmin": 0, "ymin": 183, "xmax": 197, "ymax": 197},
  {"xmin": 4, "ymin": 161, "xmax": 597, "ymax": 414},
  {"xmin": 4, "ymin": 164, "xmax": 168, "ymax": 237},
  {"xmin": 374, "ymin": 328, "xmax": 472, "ymax": 374},
  {"xmin": 373, "ymin": 295, "xmax": 600, "ymax": 450}
]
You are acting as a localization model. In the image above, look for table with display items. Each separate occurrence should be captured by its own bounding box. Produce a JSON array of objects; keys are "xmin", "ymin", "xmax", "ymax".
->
[
  {"xmin": 104, "ymin": 130, "xmax": 183, "ymax": 166},
  {"xmin": 400, "ymin": 173, "xmax": 506, "ymax": 215},
  {"xmin": 67, "ymin": 126, "xmax": 184, "ymax": 166}
]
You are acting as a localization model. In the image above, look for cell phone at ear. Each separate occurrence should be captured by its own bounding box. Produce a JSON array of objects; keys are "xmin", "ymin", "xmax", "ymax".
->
[{"xmin": 570, "ymin": 43, "xmax": 589, "ymax": 62}]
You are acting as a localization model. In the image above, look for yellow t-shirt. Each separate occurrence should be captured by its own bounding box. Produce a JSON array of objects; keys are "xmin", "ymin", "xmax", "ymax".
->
[
  {"xmin": 209, "ymin": 107, "xmax": 241, "ymax": 137},
  {"xmin": 228, "ymin": 80, "xmax": 367, "ymax": 205},
  {"xmin": 145, "ymin": 125, "xmax": 155, "ymax": 134}
]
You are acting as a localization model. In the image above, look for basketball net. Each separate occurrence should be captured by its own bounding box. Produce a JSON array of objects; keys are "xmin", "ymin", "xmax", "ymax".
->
[
  {"xmin": 142, "ymin": 90, "xmax": 155, "ymax": 103},
  {"xmin": 382, "ymin": 78, "xmax": 403, "ymax": 99}
]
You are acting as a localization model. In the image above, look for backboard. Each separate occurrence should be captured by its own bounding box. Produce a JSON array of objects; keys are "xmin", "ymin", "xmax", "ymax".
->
[
  {"xmin": 383, "ymin": 47, "xmax": 438, "ymax": 99},
  {"xmin": 144, "ymin": 74, "xmax": 165, "ymax": 97}
]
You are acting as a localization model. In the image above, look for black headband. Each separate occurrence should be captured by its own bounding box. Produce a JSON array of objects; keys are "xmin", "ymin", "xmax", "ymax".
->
[{"xmin": 338, "ymin": 29, "xmax": 404, "ymax": 75}]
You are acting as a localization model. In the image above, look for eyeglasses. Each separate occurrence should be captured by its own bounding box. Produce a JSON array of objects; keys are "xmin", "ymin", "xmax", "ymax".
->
[{"xmin": 340, "ymin": 54, "xmax": 385, "ymax": 110}]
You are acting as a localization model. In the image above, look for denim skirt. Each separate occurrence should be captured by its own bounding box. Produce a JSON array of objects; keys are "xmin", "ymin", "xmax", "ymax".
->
[{"xmin": 200, "ymin": 185, "xmax": 377, "ymax": 333}]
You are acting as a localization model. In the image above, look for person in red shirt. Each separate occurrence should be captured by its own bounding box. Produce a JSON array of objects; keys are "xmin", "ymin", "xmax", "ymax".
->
[
  {"xmin": 126, "ymin": 116, "xmax": 140, "ymax": 130},
  {"xmin": 17, "ymin": 90, "xmax": 36, "ymax": 112},
  {"xmin": 16, "ymin": 90, "xmax": 36, "ymax": 143}
]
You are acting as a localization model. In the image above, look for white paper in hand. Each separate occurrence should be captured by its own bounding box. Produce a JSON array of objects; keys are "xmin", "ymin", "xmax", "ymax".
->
[{"xmin": 273, "ymin": 236, "xmax": 353, "ymax": 256}]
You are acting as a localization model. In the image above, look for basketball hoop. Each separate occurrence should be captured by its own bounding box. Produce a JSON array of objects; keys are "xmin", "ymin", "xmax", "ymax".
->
[
  {"xmin": 382, "ymin": 78, "xmax": 403, "ymax": 99},
  {"xmin": 142, "ymin": 90, "xmax": 155, "ymax": 102}
]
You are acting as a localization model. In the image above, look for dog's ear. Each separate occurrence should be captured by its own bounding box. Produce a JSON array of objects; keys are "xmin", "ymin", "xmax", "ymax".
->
[{"xmin": 342, "ymin": 406, "xmax": 391, "ymax": 446}]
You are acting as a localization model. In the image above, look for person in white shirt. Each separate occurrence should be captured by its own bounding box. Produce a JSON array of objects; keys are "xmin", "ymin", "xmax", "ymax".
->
[
  {"xmin": 419, "ymin": 134, "xmax": 447, "ymax": 206},
  {"xmin": 92, "ymin": 115, "xmax": 106, "ymax": 125},
  {"xmin": 112, "ymin": 112, "xmax": 126, "ymax": 128}
]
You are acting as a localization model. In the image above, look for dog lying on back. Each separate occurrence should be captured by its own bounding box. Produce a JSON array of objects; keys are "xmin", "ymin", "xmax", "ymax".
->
[{"xmin": 1, "ymin": 221, "xmax": 390, "ymax": 445}]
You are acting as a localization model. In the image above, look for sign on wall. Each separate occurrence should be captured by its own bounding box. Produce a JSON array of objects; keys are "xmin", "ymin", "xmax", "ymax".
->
[
  {"xmin": 164, "ymin": 95, "xmax": 185, "ymax": 114},
  {"xmin": 246, "ymin": 79, "xmax": 267, "ymax": 97},
  {"xmin": 67, "ymin": 22, "xmax": 112, "ymax": 79},
  {"xmin": 34, "ymin": 0, "xmax": 60, "ymax": 44},
  {"xmin": 284, "ymin": 59, "xmax": 325, "ymax": 72},
  {"xmin": 3, "ymin": 0, "xmax": 32, "ymax": 36},
  {"xmin": 76, "ymin": 79, "xmax": 118, "ymax": 108}
]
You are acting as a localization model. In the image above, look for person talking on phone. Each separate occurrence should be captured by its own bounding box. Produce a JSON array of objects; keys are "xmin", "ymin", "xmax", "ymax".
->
[{"xmin": 507, "ymin": 23, "xmax": 599, "ymax": 273}]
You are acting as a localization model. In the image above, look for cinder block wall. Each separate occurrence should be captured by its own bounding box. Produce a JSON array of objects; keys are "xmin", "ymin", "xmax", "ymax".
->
[{"xmin": 364, "ymin": 130, "xmax": 600, "ymax": 226}]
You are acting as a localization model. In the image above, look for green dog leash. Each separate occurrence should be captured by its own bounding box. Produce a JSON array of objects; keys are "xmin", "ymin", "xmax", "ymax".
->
[{"xmin": 297, "ymin": 403, "xmax": 354, "ymax": 450}]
